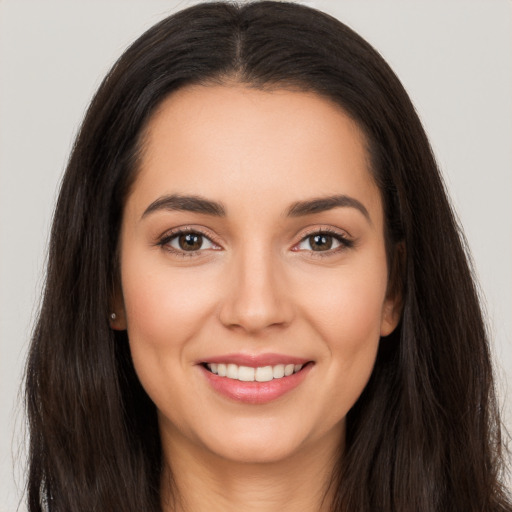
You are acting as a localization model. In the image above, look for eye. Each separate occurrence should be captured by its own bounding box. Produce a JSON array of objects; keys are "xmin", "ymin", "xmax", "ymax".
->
[
  {"xmin": 295, "ymin": 230, "xmax": 353, "ymax": 253},
  {"xmin": 160, "ymin": 230, "xmax": 219, "ymax": 253}
]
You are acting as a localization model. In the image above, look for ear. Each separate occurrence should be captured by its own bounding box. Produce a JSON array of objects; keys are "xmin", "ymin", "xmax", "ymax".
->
[
  {"xmin": 380, "ymin": 293, "xmax": 402, "ymax": 337},
  {"xmin": 380, "ymin": 242, "xmax": 405, "ymax": 337},
  {"xmin": 109, "ymin": 282, "xmax": 127, "ymax": 331}
]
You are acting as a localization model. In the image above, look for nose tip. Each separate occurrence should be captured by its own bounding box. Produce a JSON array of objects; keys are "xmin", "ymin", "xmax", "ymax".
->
[
  {"xmin": 224, "ymin": 298, "xmax": 287, "ymax": 334},
  {"xmin": 218, "ymin": 255, "xmax": 293, "ymax": 334}
]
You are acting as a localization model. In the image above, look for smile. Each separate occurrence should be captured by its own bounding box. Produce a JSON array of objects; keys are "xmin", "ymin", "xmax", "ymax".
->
[
  {"xmin": 205, "ymin": 363, "xmax": 304, "ymax": 382},
  {"xmin": 200, "ymin": 358, "xmax": 313, "ymax": 404}
]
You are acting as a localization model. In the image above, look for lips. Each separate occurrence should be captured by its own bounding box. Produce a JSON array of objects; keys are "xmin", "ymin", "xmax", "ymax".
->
[
  {"xmin": 202, "ymin": 353, "xmax": 311, "ymax": 367},
  {"xmin": 205, "ymin": 362, "xmax": 304, "ymax": 382},
  {"xmin": 199, "ymin": 353, "xmax": 313, "ymax": 404}
]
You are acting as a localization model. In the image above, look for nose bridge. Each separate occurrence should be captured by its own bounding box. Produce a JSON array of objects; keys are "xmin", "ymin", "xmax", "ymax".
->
[{"xmin": 219, "ymin": 239, "xmax": 291, "ymax": 333}]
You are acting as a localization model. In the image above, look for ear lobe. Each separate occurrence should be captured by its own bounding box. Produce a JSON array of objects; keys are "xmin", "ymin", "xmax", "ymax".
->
[
  {"xmin": 380, "ymin": 241, "xmax": 405, "ymax": 337},
  {"xmin": 380, "ymin": 295, "xmax": 401, "ymax": 337},
  {"xmin": 109, "ymin": 308, "xmax": 127, "ymax": 330},
  {"xmin": 109, "ymin": 283, "xmax": 127, "ymax": 330}
]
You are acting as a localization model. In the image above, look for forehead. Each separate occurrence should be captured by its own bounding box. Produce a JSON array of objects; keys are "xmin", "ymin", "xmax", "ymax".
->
[{"xmin": 129, "ymin": 84, "xmax": 382, "ymax": 223}]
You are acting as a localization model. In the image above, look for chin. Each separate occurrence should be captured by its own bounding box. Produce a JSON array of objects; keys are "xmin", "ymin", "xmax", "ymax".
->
[
  {"xmin": 195, "ymin": 415, "xmax": 342, "ymax": 466},
  {"xmin": 208, "ymin": 434, "xmax": 305, "ymax": 465}
]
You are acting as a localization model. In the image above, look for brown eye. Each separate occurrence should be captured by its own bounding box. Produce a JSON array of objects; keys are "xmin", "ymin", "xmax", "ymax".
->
[
  {"xmin": 308, "ymin": 234, "xmax": 334, "ymax": 251},
  {"xmin": 178, "ymin": 233, "xmax": 203, "ymax": 251},
  {"xmin": 162, "ymin": 230, "xmax": 218, "ymax": 253},
  {"xmin": 295, "ymin": 230, "xmax": 351, "ymax": 254}
]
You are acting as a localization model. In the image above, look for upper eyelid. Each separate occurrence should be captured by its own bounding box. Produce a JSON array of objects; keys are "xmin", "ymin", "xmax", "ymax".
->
[
  {"xmin": 157, "ymin": 225, "xmax": 353, "ymax": 250},
  {"xmin": 157, "ymin": 228, "xmax": 221, "ymax": 258},
  {"xmin": 292, "ymin": 227, "xmax": 355, "ymax": 254},
  {"xmin": 295, "ymin": 225, "xmax": 352, "ymax": 241},
  {"xmin": 159, "ymin": 226, "xmax": 220, "ymax": 245}
]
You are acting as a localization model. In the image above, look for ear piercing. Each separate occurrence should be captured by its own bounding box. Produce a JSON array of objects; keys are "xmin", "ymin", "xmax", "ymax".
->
[{"xmin": 110, "ymin": 313, "xmax": 117, "ymax": 320}]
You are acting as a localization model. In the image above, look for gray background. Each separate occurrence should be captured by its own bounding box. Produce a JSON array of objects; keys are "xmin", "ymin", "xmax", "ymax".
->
[{"xmin": 1, "ymin": 1, "xmax": 511, "ymax": 509}]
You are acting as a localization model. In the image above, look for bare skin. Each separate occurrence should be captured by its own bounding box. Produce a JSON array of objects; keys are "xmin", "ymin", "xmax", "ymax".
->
[
  {"xmin": 159, "ymin": 418, "xmax": 340, "ymax": 512},
  {"xmin": 113, "ymin": 84, "xmax": 400, "ymax": 511}
]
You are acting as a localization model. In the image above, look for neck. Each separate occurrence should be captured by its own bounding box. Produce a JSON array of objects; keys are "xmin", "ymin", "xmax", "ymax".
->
[{"xmin": 160, "ymin": 426, "xmax": 343, "ymax": 512}]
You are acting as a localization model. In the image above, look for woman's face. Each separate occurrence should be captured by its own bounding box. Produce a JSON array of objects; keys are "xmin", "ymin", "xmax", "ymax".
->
[{"xmin": 115, "ymin": 85, "xmax": 400, "ymax": 464}]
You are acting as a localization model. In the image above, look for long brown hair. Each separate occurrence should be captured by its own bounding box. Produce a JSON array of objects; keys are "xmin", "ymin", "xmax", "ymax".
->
[{"xmin": 25, "ymin": 2, "xmax": 511, "ymax": 511}]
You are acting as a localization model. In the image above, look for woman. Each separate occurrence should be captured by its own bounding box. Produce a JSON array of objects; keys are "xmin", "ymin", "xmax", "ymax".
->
[{"xmin": 25, "ymin": 2, "xmax": 511, "ymax": 511}]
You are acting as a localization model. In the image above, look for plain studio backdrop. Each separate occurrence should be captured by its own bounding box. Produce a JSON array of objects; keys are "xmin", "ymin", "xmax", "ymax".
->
[{"xmin": 0, "ymin": 1, "xmax": 511, "ymax": 509}]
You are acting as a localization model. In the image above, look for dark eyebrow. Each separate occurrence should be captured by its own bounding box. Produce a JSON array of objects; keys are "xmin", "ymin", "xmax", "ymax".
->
[
  {"xmin": 141, "ymin": 194, "xmax": 226, "ymax": 219},
  {"xmin": 286, "ymin": 194, "xmax": 371, "ymax": 223}
]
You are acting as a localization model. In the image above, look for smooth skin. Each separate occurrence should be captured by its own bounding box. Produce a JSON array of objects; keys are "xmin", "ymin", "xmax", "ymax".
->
[{"xmin": 112, "ymin": 84, "xmax": 401, "ymax": 512}]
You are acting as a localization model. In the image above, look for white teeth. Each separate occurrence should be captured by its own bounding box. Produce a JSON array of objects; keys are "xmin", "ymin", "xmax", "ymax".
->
[
  {"xmin": 238, "ymin": 366, "xmax": 255, "ymax": 381},
  {"xmin": 255, "ymin": 366, "xmax": 273, "ymax": 382},
  {"xmin": 206, "ymin": 362, "xmax": 304, "ymax": 382},
  {"xmin": 226, "ymin": 364, "xmax": 238, "ymax": 379},
  {"xmin": 273, "ymin": 364, "xmax": 285, "ymax": 378}
]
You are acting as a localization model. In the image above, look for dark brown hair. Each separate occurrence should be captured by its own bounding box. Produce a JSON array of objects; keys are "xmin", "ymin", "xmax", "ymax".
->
[{"xmin": 25, "ymin": 2, "xmax": 511, "ymax": 511}]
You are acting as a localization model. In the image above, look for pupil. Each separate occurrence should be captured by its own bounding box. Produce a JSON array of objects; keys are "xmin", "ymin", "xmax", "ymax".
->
[
  {"xmin": 311, "ymin": 234, "xmax": 332, "ymax": 251},
  {"xmin": 179, "ymin": 233, "xmax": 202, "ymax": 251}
]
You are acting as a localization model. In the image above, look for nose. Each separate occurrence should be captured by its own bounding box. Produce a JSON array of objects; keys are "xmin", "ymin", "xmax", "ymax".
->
[{"xmin": 218, "ymin": 245, "xmax": 294, "ymax": 334}]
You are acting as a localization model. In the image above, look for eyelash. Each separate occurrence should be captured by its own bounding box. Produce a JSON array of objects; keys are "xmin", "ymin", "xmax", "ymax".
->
[
  {"xmin": 157, "ymin": 227, "xmax": 220, "ymax": 258},
  {"xmin": 292, "ymin": 227, "xmax": 354, "ymax": 258},
  {"xmin": 156, "ymin": 227, "xmax": 354, "ymax": 258}
]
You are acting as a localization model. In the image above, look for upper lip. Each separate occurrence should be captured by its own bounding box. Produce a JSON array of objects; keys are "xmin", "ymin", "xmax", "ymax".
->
[{"xmin": 200, "ymin": 353, "xmax": 312, "ymax": 367}]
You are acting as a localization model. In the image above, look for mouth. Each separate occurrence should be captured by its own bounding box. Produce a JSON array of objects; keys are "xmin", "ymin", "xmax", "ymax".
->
[
  {"xmin": 202, "ymin": 362, "xmax": 306, "ymax": 382},
  {"xmin": 199, "ymin": 358, "xmax": 314, "ymax": 404}
]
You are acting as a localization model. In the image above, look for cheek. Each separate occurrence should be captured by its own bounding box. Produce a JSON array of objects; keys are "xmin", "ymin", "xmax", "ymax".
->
[
  {"xmin": 121, "ymin": 261, "xmax": 216, "ymax": 347},
  {"xmin": 119, "ymin": 253, "xmax": 219, "ymax": 400},
  {"xmin": 293, "ymin": 256, "xmax": 388, "ymax": 411},
  {"xmin": 317, "ymin": 282, "xmax": 384, "ymax": 383},
  {"xmin": 120, "ymin": 264, "xmax": 220, "ymax": 430},
  {"xmin": 297, "ymin": 261, "xmax": 388, "ymax": 347}
]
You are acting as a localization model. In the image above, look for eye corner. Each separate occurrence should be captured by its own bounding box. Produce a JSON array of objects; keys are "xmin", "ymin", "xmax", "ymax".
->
[
  {"xmin": 292, "ymin": 227, "xmax": 355, "ymax": 256},
  {"xmin": 156, "ymin": 226, "xmax": 223, "ymax": 257}
]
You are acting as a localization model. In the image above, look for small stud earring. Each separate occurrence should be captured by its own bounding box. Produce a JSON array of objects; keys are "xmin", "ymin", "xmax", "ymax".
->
[{"xmin": 110, "ymin": 313, "xmax": 117, "ymax": 320}]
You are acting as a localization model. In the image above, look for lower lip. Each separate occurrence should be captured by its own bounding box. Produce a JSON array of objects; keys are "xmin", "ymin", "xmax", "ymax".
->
[{"xmin": 200, "ymin": 363, "xmax": 313, "ymax": 404}]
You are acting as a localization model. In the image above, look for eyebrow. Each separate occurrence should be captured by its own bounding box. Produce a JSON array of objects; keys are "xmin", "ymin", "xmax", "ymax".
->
[
  {"xmin": 141, "ymin": 193, "xmax": 370, "ymax": 223},
  {"xmin": 286, "ymin": 195, "xmax": 371, "ymax": 223},
  {"xmin": 141, "ymin": 194, "xmax": 226, "ymax": 219}
]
